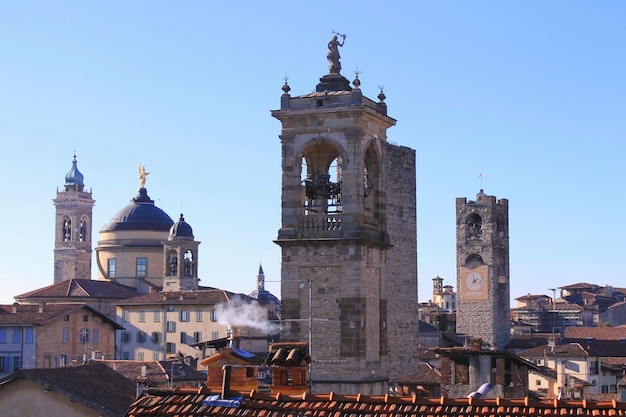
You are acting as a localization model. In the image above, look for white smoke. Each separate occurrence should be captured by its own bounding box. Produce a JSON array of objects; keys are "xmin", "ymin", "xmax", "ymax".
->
[{"xmin": 216, "ymin": 298, "xmax": 280, "ymax": 334}]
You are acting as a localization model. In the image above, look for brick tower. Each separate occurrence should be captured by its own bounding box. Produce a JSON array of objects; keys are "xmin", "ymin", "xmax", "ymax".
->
[
  {"xmin": 53, "ymin": 155, "xmax": 95, "ymax": 283},
  {"xmin": 272, "ymin": 35, "xmax": 418, "ymax": 394},
  {"xmin": 456, "ymin": 190, "xmax": 510, "ymax": 350}
]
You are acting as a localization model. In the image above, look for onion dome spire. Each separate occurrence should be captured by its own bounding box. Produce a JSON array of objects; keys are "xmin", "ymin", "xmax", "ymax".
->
[{"xmin": 64, "ymin": 154, "xmax": 85, "ymax": 191}]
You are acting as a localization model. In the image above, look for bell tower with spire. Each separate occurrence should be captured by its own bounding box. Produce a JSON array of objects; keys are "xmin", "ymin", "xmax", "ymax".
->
[
  {"xmin": 53, "ymin": 154, "xmax": 95, "ymax": 283},
  {"xmin": 163, "ymin": 214, "xmax": 200, "ymax": 291},
  {"xmin": 272, "ymin": 35, "xmax": 418, "ymax": 394}
]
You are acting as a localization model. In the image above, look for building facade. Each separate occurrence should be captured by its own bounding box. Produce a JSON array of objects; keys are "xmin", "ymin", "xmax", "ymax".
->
[
  {"xmin": 456, "ymin": 190, "xmax": 510, "ymax": 350},
  {"xmin": 272, "ymin": 36, "xmax": 418, "ymax": 394}
]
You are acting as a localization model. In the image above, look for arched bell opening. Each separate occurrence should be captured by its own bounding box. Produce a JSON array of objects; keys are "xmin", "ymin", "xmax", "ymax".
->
[{"xmin": 299, "ymin": 140, "xmax": 344, "ymax": 215}]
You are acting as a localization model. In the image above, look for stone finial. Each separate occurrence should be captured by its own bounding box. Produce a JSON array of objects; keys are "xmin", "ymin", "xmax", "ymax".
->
[
  {"xmin": 282, "ymin": 74, "xmax": 291, "ymax": 95},
  {"xmin": 378, "ymin": 85, "xmax": 386, "ymax": 103},
  {"xmin": 353, "ymin": 68, "xmax": 361, "ymax": 89}
]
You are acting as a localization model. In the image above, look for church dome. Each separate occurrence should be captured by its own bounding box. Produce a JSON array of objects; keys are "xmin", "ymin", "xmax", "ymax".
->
[
  {"xmin": 100, "ymin": 188, "xmax": 174, "ymax": 232},
  {"xmin": 169, "ymin": 213, "xmax": 194, "ymax": 239},
  {"xmin": 64, "ymin": 155, "xmax": 84, "ymax": 189}
]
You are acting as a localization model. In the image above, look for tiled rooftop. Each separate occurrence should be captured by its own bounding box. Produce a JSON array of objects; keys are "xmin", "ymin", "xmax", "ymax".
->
[
  {"xmin": 126, "ymin": 387, "xmax": 626, "ymax": 417},
  {"xmin": 116, "ymin": 289, "xmax": 248, "ymax": 306},
  {"xmin": 0, "ymin": 302, "xmax": 122, "ymax": 329},
  {"xmin": 15, "ymin": 278, "xmax": 138, "ymax": 299},
  {"xmin": 1, "ymin": 363, "xmax": 135, "ymax": 417},
  {"xmin": 565, "ymin": 326, "xmax": 626, "ymax": 340}
]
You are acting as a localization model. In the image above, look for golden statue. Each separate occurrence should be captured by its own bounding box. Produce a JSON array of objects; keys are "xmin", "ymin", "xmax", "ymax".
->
[{"xmin": 138, "ymin": 163, "xmax": 150, "ymax": 188}]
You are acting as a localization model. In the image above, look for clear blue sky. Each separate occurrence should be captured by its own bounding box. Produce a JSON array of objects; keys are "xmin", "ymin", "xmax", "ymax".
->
[{"xmin": 1, "ymin": 2, "xmax": 625, "ymax": 306}]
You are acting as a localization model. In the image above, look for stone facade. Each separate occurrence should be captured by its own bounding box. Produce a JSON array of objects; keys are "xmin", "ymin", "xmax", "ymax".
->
[
  {"xmin": 456, "ymin": 190, "xmax": 510, "ymax": 350},
  {"xmin": 272, "ymin": 69, "xmax": 418, "ymax": 394}
]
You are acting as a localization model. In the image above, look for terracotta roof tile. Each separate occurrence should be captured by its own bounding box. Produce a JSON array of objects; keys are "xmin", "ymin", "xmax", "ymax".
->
[
  {"xmin": 116, "ymin": 289, "xmax": 248, "ymax": 306},
  {"xmin": 16, "ymin": 278, "xmax": 138, "ymax": 300},
  {"xmin": 126, "ymin": 387, "xmax": 626, "ymax": 417},
  {"xmin": 0, "ymin": 303, "xmax": 123, "ymax": 329},
  {"xmin": 1, "ymin": 363, "xmax": 135, "ymax": 417}
]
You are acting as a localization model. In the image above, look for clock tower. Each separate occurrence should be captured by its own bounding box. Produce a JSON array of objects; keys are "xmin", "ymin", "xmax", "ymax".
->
[
  {"xmin": 272, "ymin": 35, "xmax": 418, "ymax": 394},
  {"xmin": 456, "ymin": 189, "xmax": 510, "ymax": 350}
]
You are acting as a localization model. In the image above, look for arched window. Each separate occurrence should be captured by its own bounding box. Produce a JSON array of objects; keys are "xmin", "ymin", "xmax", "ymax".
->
[
  {"xmin": 466, "ymin": 213, "xmax": 482, "ymax": 240},
  {"xmin": 300, "ymin": 140, "xmax": 343, "ymax": 214},
  {"xmin": 183, "ymin": 250, "xmax": 194, "ymax": 276},
  {"xmin": 168, "ymin": 250, "xmax": 178, "ymax": 276},
  {"xmin": 63, "ymin": 217, "xmax": 71, "ymax": 242},
  {"xmin": 79, "ymin": 217, "xmax": 87, "ymax": 242}
]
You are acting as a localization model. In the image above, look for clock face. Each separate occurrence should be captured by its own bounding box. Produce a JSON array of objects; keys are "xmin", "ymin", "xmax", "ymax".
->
[{"xmin": 466, "ymin": 272, "xmax": 484, "ymax": 291}]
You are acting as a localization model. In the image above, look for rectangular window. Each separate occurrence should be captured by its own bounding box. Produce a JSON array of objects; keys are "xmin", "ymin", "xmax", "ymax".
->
[
  {"xmin": 166, "ymin": 342, "xmax": 176, "ymax": 354},
  {"xmin": 154, "ymin": 310, "xmax": 160, "ymax": 322},
  {"xmin": 166, "ymin": 321, "xmax": 176, "ymax": 333},
  {"xmin": 611, "ymin": 385, "xmax": 618, "ymax": 394},
  {"xmin": 108, "ymin": 258, "xmax": 116, "ymax": 278},
  {"xmin": 80, "ymin": 329, "xmax": 90, "ymax": 344},
  {"xmin": 210, "ymin": 309, "xmax": 218, "ymax": 322},
  {"xmin": 0, "ymin": 356, "xmax": 5, "ymax": 372},
  {"xmin": 0, "ymin": 328, "xmax": 5, "ymax": 343},
  {"xmin": 590, "ymin": 360, "xmax": 599, "ymax": 375},
  {"xmin": 83, "ymin": 314, "xmax": 89, "ymax": 322},
  {"xmin": 62, "ymin": 327, "xmax": 69, "ymax": 344},
  {"xmin": 212, "ymin": 331, "xmax": 219, "ymax": 340},
  {"xmin": 136, "ymin": 258, "xmax": 148, "ymax": 278},
  {"xmin": 151, "ymin": 332, "xmax": 160, "ymax": 343},
  {"xmin": 193, "ymin": 331, "xmax": 201, "ymax": 343},
  {"xmin": 123, "ymin": 310, "xmax": 130, "ymax": 322},
  {"xmin": 602, "ymin": 385, "xmax": 609, "ymax": 394},
  {"xmin": 153, "ymin": 352, "xmax": 159, "ymax": 361},
  {"xmin": 137, "ymin": 331, "xmax": 146, "ymax": 343},
  {"xmin": 180, "ymin": 310, "xmax": 190, "ymax": 322},
  {"xmin": 13, "ymin": 356, "xmax": 21, "ymax": 371},
  {"xmin": 24, "ymin": 327, "xmax": 34, "ymax": 344},
  {"xmin": 138, "ymin": 352, "xmax": 144, "ymax": 361},
  {"xmin": 122, "ymin": 331, "xmax": 131, "ymax": 343},
  {"xmin": 13, "ymin": 328, "xmax": 21, "ymax": 344},
  {"xmin": 139, "ymin": 311, "xmax": 145, "ymax": 322},
  {"xmin": 180, "ymin": 332, "xmax": 187, "ymax": 343},
  {"xmin": 195, "ymin": 310, "xmax": 203, "ymax": 322},
  {"xmin": 59, "ymin": 355, "xmax": 67, "ymax": 367},
  {"xmin": 123, "ymin": 351, "xmax": 130, "ymax": 360},
  {"xmin": 92, "ymin": 328, "xmax": 99, "ymax": 344},
  {"xmin": 64, "ymin": 314, "xmax": 70, "ymax": 322}
]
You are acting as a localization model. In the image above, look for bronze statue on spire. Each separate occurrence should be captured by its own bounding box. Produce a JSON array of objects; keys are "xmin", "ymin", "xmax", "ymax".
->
[{"xmin": 327, "ymin": 32, "xmax": 346, "ymax": 74}]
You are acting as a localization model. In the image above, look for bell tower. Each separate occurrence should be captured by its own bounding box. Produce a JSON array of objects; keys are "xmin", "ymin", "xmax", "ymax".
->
[
  {"xmin": 53, "ymin": 154, "xmax": 95, "ymax": 283},
  {"xmin": 163, "ymin": 214, "xmax": 200, "ymax": 292},
  {"xmin": 456, "ymin": 190, "xmax": 510, "ymax": 350},
  {"xmin": 272, "ymin": 35, "xmax": 418, "ymax": 394}
]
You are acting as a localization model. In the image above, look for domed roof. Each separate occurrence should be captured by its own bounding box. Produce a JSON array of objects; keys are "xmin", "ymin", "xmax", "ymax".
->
[
  {"xmin": 64, "ymin": 155, "xmax": 85, "ymax": 189},
  {"xmin": 100, "ymin": 188, "xmax": 174, "ymax": 232},
  {"xmin": 169, "ymin": 213, "xmax": 194, "ymax": 239}
]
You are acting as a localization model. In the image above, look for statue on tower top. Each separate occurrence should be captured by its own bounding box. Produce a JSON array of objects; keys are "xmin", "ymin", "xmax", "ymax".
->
[
  {"xmin": 138, "ymin": 163, "xmax": 150, "ymax": 189},
  {"xmin": 327, "ymin": 31, "xmax": 346, "ymax": 74}
]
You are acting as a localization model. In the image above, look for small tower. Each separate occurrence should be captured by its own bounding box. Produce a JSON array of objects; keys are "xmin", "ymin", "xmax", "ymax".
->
[
  {"xmin": 456, "ymin": 190, "xmax": 510, "ymax": 350},
  {"xmin": 272, "ymin": 35, "xmax": 418, "ymax": 394},
  {"xmin": 163, "ymin": 214, "xmax": 200, "ymax": 291},
  {"xmin": 53, "ymin": 155, "xmax": 95, "ymax": 283}
]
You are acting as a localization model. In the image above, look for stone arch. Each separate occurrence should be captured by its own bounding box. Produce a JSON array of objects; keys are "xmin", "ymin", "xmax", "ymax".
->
[
  {"xmin": 363, "ymin": 141, "xmax": 381, "ymax": 215},
  {"xmin": 78, "ymin": 216, "xmax": 89, "ymax": 242},
  {"xmin": 465, "ymin": 253, "xmax": 484, "ymax": 265},
  {"xmin": 297, "ymin": 138, "xmax": 346, "ymax": 214},
  {"xmin": 62, "ymin": 216, "xmax": 71, "ymax": 242},
  {"xmin": 466, "ymin": 213, "xmax": 482, "ymax": 240}
]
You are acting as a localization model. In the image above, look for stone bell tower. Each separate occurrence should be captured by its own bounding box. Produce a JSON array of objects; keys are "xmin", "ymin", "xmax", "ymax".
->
[
  {"xmin": 456, "ymin": 189, "xmax": 510, "ymax": 350},
  {"xmin": 272, "ymin": 35, "xmax": 418, "ymax": 394},
  {"xmin": 163, "ymin": 214, "xmax": 200, "ymax": 292},
  {"xmin": 53, "ymin": 154, "xmax": 95, "ymax": 284}
]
